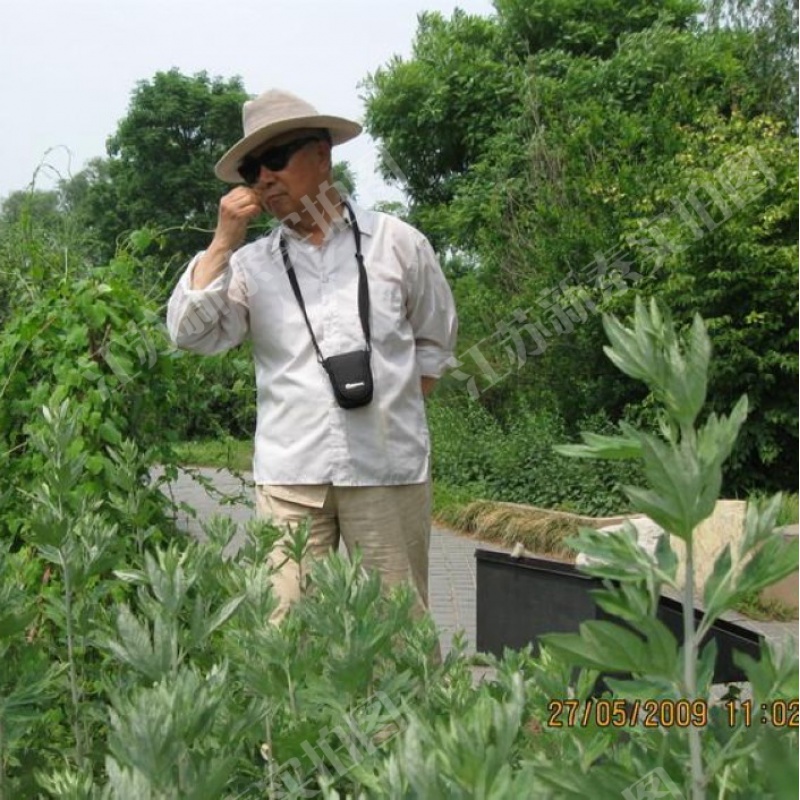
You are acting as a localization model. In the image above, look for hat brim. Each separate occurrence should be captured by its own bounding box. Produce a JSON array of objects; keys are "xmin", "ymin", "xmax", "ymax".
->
[{"xmin": 215, "ymin": 115, "xmax": 362, "ymax": 183}]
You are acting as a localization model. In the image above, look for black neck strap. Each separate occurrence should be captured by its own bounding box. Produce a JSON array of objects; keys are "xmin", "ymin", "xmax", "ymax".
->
[{"xmin": 279, "ymin": 200, "xmax": 370, "ymax": 363}]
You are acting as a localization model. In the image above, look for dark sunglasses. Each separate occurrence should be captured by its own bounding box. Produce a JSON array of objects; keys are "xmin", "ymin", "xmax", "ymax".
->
[{"xmin": 237, "ymin": 135, "xmax": 323, "ymax": 185}]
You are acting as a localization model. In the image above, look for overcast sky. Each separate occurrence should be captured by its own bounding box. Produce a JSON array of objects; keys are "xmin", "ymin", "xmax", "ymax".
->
[{"xmin": 0, "ymin": 0, "xmax": 495, "ymax": 207}]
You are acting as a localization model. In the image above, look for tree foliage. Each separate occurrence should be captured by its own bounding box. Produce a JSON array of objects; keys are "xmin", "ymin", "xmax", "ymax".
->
[
  {"xmin": 363, "ymin": 0, "xmax": 798, "ymax": 494},
  {"xmin": 0, "ymin": 189, "xmax": 61, "ymax": 228},
  {"xmin": 11, "ymin": 70, "xmax": 362, "ymax": 298},
  {"xmin": 73, "ymin": 69, "xmax": 247, "ymax": 271},
  {"xmin": 495, "ymin": 0, "xmax": 701, "ymax": 57},
  {"xmin": 364, "ymin": 9, "xmax": 523, "ymax": 249},
  {"xmin": 705, "ymin": 0, "xmax": 799, "ymax": 125}
]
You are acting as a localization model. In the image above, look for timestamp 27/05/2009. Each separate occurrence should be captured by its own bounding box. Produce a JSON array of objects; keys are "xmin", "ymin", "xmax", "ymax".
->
[{"xmin": 546, "ymin": 698, "xmax": 799, "ymax": 728}]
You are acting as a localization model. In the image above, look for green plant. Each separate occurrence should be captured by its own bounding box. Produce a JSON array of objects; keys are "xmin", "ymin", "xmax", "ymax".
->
[
  {"xmin": 318, "ymin": 297, "xmax": 799, "ymax": 799},
  {"xmin": 323, "ymin": 672, "xmax": 539, "ymax": 799},
  {"xmin": 0, "ymin": 247, "xmax": 181, "ymax": 542},
  {"xmin": 429, "ymin": 398, "xmax": 642, "ymax": 516},
  {"xmin": 0, "ymin": 540, "xmax": 59, "ymax": 797},
  {"xmin": 170, "ymin": 344, "xmax": 258, "ymax": 442},
  {"xmin": 172, "ymin": 438, "xmax": 255, "ymax": 472},
  {"xmin": 746, "ymin": 491, "xmax": 799, "ymax": 527},
  {"xmin": 542, "ymin": 297, "xmax": 798, "ymax": 798},
  {"xmin": 2, "ymin": 299, "xmax": 798, "ymax": 798},
  {"xmin": 1, "ymin": 401, "xmax": 476, "ymax": 797}
]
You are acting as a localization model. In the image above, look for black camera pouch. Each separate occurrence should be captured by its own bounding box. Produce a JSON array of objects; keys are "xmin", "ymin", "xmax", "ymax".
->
[{"xmin": 321, "ymin": 349, "xmax": 373, "ymax": 409}]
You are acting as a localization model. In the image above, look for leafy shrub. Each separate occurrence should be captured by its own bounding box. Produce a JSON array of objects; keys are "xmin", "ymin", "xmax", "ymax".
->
[
  {"xmin": 169, "ymin": 343, "xmax": 257, "ymax": 442},
  {"xmin": 1, "ymin": 299, "xmax": 797, "ymax": 799},
  {"xmin": 0, "ymin": 236, "xmax": 184, "ymax": 541},
  {"xmin": 0, "ymin": 401, "xmax": 474, "ymax": 797},
  {"xmin": 429, "ymin": 397, "xmax": 643, "ymax": 515}
]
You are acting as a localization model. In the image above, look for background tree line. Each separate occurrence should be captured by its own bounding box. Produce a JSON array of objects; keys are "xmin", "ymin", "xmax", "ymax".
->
[
  {"xmin": 364, "ymin": 0, "xmax": 798, "ymax": 495},
  {"xmin": 1, "ymin": 0, "xmax": 796, "ymax": 513}
]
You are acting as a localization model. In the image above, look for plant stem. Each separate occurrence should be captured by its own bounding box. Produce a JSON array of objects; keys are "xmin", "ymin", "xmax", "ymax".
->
[
  {"xmin": 683, "ymin": 536, "xmax": 705, "ymax": 800},
  {"xmin": 265, "ymin": 715, "xmax": 275, "ymax": 796},
  {"xmin": 62, "ymin": 553, "xmax": 84, "ymax": 764},
  {"xmin": 286, "ymin": 667, "xmax": 297, "ymax": 718}
]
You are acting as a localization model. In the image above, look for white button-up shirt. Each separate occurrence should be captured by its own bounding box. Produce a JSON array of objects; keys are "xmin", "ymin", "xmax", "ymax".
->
[{"xmin": 166, "ymin": 202, "xmax": 457, "ymax": 487}]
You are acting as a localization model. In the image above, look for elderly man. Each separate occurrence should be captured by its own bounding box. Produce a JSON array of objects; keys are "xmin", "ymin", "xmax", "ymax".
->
[{"xmin": 167, "ymin": 89, "xmax": 458, "ymax": 623}]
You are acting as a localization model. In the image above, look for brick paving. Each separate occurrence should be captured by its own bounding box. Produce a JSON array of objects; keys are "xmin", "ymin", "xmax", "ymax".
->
[{"xmin": 158, "ymin": 468, "xmax": 797, "ymax": 659}]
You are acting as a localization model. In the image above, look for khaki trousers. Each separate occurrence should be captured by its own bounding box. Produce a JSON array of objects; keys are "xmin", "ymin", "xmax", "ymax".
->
[{"xmin": 255, "ymin": 482, "xmax": 432, "ymax": 624}]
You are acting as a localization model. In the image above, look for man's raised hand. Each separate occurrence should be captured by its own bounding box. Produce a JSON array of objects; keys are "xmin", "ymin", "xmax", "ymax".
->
[
  {"xmin": 191, "ymin": 188, "xmax": 262, "ymax": 290},
  {"xmin": 212, "ymin": 187, "xmax": 264, "ymax": 252}
]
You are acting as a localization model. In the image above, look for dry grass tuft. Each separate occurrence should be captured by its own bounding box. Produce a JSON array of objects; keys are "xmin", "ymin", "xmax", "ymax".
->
[{"xmin": 439, "ymin": 500, "xmax": 617, "ymax": 560}]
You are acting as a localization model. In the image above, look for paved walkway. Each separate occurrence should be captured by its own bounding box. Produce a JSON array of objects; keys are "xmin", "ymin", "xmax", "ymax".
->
[{"xmin": 159, "ymin": 468, "xmax": 797, "ymax": 659}]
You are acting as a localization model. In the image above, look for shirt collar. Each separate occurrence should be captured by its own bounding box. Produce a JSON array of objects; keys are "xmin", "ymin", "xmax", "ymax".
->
[
  {"xmin": 268, "ymin": 197, "xmax": 374, "ymax": 255},
  {"xmin": 345, "ymin": 200, "xmax": 375, "ymax": 236}
]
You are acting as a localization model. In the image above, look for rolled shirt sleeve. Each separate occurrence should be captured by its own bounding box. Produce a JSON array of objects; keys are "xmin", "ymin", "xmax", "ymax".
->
[
  {"xmin": 407, "ymin": 236, "xmax": 458, "ymax": 378},
  {"xmin": 166, "ymin": 253, "xmax": 250, "ymax": 355}
]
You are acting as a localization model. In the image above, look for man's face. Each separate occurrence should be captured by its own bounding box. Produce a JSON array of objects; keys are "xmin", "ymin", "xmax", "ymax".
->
[{"xmin": 246, "ymin": 128, "xmax": 332, "ymax": 222}]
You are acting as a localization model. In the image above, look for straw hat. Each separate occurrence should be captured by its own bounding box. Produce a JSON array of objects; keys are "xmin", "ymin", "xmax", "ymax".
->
[{"xmin": 215, "ymin": 88, "xmax": 362, "ymax": 183}]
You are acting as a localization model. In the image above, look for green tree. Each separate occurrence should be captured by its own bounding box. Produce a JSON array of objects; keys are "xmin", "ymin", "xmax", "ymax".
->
[
  {"xmin": 363, "ymin": 1, "xmax": 798, "ymax": 493},
  {"xmin": 705, "ymin": 0, "xmax": 799, "ymax": 126},
  {"xmin": 364, "ymin": 9, "xmax": 523, "ymax": 250},
  {"xmin": 75, "ymin": 70, "xmax": 247, "ymax": 279},
  {"xmin": 69, "ymin": 71, "xmax": 359, "ymax": 292},
  {"xmin": 332, "ymin": 162, "xmax": 357, "ymax": 198},
  {"xmin": 625, "ymin": 113, "xmax": 799, "ymax": 490},
  {"xmin": 495, "ymin": 0, "xmax": 700, "ymax": 57},
  {"xmin": 0, "ymin": 189, "xmax": 61, "ymax": 228},
  {"xmin": 57, "ymin": 157, "xmax": 125, "ymax": 258}
]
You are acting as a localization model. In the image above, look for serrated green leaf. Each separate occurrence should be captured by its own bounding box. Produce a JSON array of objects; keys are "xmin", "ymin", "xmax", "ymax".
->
[
  {"xmin": 703, "ymin": 544, "xmax": 734, "ymax": 620},
  {"xmin": 203, "ymin": 595, "xmax": 245, "ymax": 638},
  {"xmin": 113, "ymin": 569, "xmax": 146, "ymax": 584},
  {"xmin": 741, "ymin": 493, "xmax": 784, "ymax": 552},
  {"xmin": 654, "ymin": 532, "xmax": 679, "ymax": 582},
  {"xmin": 542, "ymin": 621, "xmax": 649, "ymax": 674},
  {"xmin": 603, "ymin": 676, "xmax": 675, "ymax": 700},
  {"xmin": 555, "ymin": 431, "xmax": 643, "ymax": 461},
  {"xmin": 733, "ymin": 536, "xmax": 799, "ymax": 598}
]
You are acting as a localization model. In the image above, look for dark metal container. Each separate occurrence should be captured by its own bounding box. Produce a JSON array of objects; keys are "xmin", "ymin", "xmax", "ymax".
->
[{"xmin": 476, "ymin": 549, "xmax": 762, "ymax": 684}]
